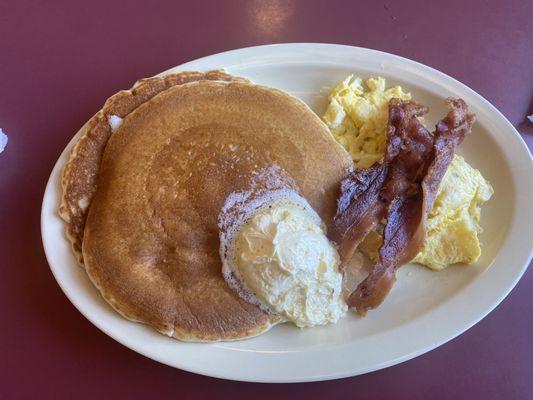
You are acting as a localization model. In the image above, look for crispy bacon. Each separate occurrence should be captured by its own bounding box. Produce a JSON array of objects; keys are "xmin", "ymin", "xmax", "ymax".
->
[
  {"xmin": 422, "ymin": 99, "xmax": 475, "ymax": 214},
  {"xmin": 331, "ymin": 100, "xmax": 429, "ymax": 261},
  {"xmin": 335, "ymin": 98, "xmax": 474, "ymax": 315}
]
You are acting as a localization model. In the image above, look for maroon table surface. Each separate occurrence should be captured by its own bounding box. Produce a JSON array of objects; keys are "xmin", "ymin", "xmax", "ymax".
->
[{"xmin": 1, "ymin": 0, "xmax": 532, "ymax": 398}]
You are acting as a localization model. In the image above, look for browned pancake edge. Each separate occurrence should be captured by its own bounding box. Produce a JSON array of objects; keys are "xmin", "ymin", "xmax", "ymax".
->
[{"xmin": 59, "ymin": 70, "xmax": 247, "ymax": 265}]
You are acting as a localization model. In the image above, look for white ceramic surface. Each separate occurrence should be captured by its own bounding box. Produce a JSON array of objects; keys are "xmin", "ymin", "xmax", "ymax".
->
[{"xmin": 41, "ymin": 44, "xmax": 533, "ymax": 383}]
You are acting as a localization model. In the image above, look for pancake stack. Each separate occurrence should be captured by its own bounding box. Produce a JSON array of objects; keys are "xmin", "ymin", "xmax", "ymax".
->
[{"xmin": 60, "ymin": 70, "xmax": 352, "ymax": 341}]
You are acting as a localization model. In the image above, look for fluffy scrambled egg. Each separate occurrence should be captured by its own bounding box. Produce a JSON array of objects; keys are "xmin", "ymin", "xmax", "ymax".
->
[
  {"xmin": 412, "ymin": 155, "xmax": 493, "ymax": 269},
  {"xmin": 323, "ymin": 75, "xmax": 411, "ymax": 168},
  {"xmin": 323, "ymin": 76, "xmax": 493, "ymax": 270}
]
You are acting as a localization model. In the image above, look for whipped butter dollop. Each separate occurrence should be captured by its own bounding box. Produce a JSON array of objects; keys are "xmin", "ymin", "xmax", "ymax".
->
[{"xmin": 223, "ymin": 197, "xmax": 347, "ymax": 328}]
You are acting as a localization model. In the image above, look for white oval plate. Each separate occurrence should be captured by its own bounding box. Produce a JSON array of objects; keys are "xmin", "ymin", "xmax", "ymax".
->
[{"xmin": 41, "ymin": 44, "xmax": 533, "ymax": 383}]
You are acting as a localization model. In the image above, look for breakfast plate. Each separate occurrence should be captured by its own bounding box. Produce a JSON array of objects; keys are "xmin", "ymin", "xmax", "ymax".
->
[{"xmin": 41, "ymin": 43, "xmax": 533, "ymax": 382}]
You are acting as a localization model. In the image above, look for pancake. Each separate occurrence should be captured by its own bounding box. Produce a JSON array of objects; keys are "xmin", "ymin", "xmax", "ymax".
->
[
  {"xmin": 70, "ymin": 75, "xmax": 353, "ymax": 341},
  {"xmin": 59, "ymin": 71, "xmax": 246, "ymax": 265}
]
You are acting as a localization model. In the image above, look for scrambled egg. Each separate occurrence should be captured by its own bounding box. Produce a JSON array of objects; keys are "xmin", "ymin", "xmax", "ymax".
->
[
  {"xmin": 412, "ymin": 156, "xmax": 493, "ymax": 269},
  {"xmin": 323, "ymin": 75, "xmax": 411, "ymax": 168},
  {"xmin": 323, "ymin": 76, "xmax": 493, "ymax": 270}
]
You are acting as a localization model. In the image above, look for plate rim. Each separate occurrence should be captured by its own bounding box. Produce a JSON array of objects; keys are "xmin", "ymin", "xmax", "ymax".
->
[{"xmin": 41, "ymin": 43, "xmax": 533, "ymax": 383}]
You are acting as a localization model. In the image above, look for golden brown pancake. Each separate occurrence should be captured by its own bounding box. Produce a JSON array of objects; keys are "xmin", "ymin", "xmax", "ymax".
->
[
  {"xmin": 68, "ymin": 74, "xmax": 353, "ymax": 341},
  {"xmin": 59, "ymin": 71, "xmax": 246, "ymax": 265}
]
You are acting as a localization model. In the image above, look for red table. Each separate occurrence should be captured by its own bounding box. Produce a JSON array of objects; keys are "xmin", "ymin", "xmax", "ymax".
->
[{"xmin": 1, "ymin": 0, "xmax": 532, "ymax": 398}]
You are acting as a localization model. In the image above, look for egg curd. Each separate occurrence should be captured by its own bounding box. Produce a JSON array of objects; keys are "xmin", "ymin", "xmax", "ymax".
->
[
  {"xmin": 323, "ymin": 75, "xmax": 493, "ymax": 270},
  {"xmin": 323, "ymin": 75, "xmax": 411, "ymax": 168}
]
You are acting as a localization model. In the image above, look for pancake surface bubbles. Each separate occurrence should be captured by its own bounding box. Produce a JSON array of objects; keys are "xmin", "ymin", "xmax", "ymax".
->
[
  {"xmin": 82, "ymin": 79, "xmax": 352, "ymax": 341},
  {"xmin": 60, "ymin": 71, "xmax": 245, "ymax": 265}
]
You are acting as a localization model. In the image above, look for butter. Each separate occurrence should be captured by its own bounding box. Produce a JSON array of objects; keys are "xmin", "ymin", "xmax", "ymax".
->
[{"xmin": 232, "ymin": 199, "xmax": 346, "ymax": 328}]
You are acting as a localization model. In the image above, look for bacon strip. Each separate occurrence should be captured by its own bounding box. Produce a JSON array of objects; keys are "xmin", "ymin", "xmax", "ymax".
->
[
  {"xmin": 331, "ymin": 100, "xmax": 429, "ymax": 261},
  {"xmin": 422, "ymin": 99, "xmax": 475, "ymax": 214},
  {"xmin": 336, "ymin": 98, "xmax": 474, "ymax": 315}
]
